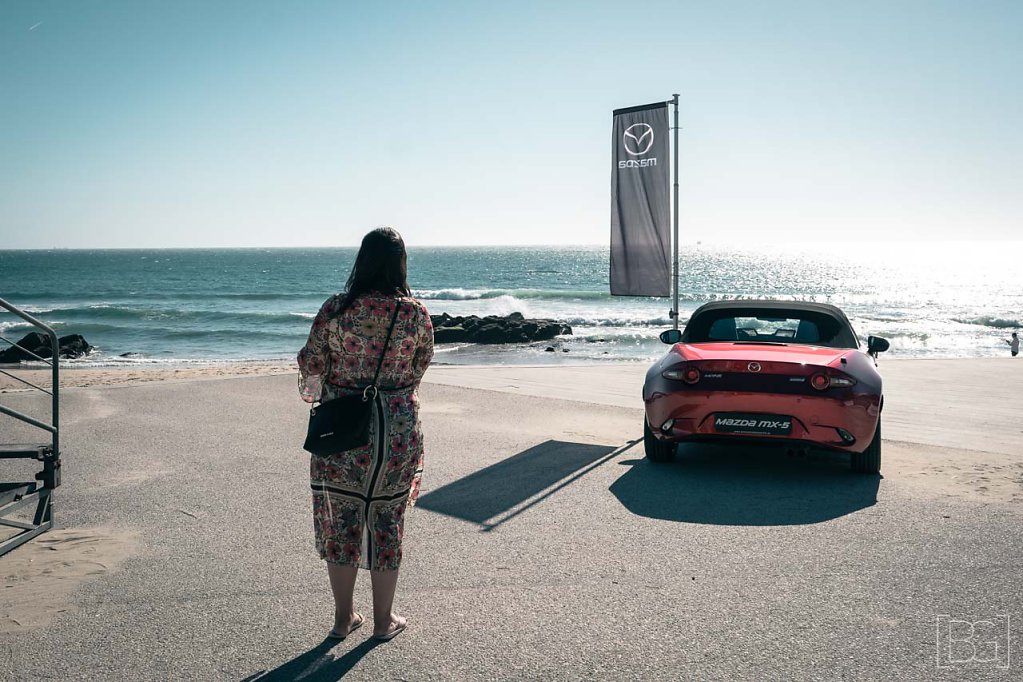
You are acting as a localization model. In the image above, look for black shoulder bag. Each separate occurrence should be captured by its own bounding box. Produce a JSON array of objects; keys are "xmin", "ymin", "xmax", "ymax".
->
[{"xmin": 303, "ymin": 301, "xmax": 401, "ymax": 456}]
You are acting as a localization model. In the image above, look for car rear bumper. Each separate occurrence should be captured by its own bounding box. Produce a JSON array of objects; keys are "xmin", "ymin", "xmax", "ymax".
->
[{"xmin": 645, "ymin": 390, "xmax": 880, "ymax": 452}]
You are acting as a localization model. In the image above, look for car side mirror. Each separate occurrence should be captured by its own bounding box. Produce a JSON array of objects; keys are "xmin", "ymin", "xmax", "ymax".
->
[
  {"xmin": 867, "ymin": 335, "xmax": 890, "ymax": 357},
  {"xmin": 659, "ymin": 329, "xmax": 682, "ymax": 345}
]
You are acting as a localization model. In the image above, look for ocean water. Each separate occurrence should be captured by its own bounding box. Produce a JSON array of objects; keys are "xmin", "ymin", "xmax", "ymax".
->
[{"xmin": 0, "ymin": 244, "xmax": 1019, "ymax": 366}]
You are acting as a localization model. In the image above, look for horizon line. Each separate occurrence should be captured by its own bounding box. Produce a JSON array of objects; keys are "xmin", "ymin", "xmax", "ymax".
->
[{"xmin": 5, "ymin": 237, "xmax": 1022, "ymax": 252}]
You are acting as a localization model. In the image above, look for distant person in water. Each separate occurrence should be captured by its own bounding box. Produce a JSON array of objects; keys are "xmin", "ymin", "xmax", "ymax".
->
[
  {"xmin": 1007, "ymin": 332, "xmax": 1019, "ymax": 357},
  {"xmin": 297, "ymin": 227, "xmax": 434, "ymax": 642}
]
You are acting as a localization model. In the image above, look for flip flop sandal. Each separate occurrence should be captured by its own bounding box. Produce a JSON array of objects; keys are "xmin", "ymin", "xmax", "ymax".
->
[
  {"xmin": 328, "ymin": 613, "xmax": 364, "ymax": 640},
  {"xmin": 372, "ymin": 620, "xmax": 407, "ymax": 642}
]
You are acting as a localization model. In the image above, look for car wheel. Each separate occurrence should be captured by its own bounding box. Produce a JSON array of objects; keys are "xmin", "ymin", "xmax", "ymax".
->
[
  {"xmin": 644, "ymin": 418, "xmax": 676, "ymax": 463},
  {"xmin": 851, "ymin": 420, "xmax": 881, "ymax": 474}
]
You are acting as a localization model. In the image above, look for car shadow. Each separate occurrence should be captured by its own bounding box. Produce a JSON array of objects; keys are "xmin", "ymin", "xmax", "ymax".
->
[
  {"xmin": 609, "ymin": 443, "xmax": 880, "ymax": 526},
  {"xmin": 418, "ymin": 439, "xmax": 625, "ymax": 530}
]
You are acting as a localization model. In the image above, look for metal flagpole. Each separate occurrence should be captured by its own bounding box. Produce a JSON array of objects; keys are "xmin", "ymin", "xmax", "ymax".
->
[{"xmin": 671, "ymin": 93, "xmax": 680, "ymax": 330}]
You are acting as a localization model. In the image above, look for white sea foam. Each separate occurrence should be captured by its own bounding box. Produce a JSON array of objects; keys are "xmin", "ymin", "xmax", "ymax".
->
[
  {"xmin": 415, "ymin": 288, "xmax": 488, "ymax": 301},
  {"xmin": 0, "ymin": 320, "xmax": 33, "ymax": 335},
  {"xmin": 25, "ymin": 354, "xmax": 293, "ymax": 369}
]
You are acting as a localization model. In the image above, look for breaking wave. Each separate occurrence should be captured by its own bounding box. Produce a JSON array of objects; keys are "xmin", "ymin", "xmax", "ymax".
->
[
  {"xmin": 413, "ymin": 288, "xmax": 830, "ymax": 303},
  {"xmin": 1, "ymin": 306, "xmax": 317, "ymax": 327},
  {"xmin": 414, "ymin": 288, "xmax": 612, "ymax": 301},
  {"xmin": 953, "ymin": 316, "xmax": 1020, "ymax": 329}
]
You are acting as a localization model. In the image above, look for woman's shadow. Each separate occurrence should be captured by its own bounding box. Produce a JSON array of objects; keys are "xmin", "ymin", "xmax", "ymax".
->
[
  {"xmin": 610, "ymin": 443, "xmax": 880, "ymax": 525},
  {"xmin": 241, "ymin": 637, "xmax": 381, "ymax": 682}
]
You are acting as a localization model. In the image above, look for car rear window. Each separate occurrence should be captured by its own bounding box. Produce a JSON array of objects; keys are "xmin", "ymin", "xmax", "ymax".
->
[
  {"xmin": 708, "ymin": 316, "xmax": 820, "ymax": 342},
  {"xmin": 687, "ymin": 309, "xmax": 857, "ymax": 348}
]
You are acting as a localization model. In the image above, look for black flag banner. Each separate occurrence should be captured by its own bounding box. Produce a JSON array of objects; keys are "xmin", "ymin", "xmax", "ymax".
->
[{"xmin": 610, "ymin": 102, "xmax": 671, "ymax": 297}]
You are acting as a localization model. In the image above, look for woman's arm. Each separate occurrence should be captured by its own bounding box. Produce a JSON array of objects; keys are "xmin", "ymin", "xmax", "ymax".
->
[
  {"xmin": 411, "ymin": 302, "xmax": 435, "ymax": 386},
  {"xmin": 297, "ymin": 295, "xmax": 342, "ymax": 402}
]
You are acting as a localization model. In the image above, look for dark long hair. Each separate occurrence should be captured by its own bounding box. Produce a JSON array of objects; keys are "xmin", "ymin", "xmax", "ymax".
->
[{"xmin": 339, "ymin": 227, "xmax": 410, "ymax": 312}]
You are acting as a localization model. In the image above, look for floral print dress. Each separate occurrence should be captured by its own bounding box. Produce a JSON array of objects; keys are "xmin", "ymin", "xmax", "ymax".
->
[{"xmin": 298, "ymin": 293, "xmax": 433, "ymax": 571}]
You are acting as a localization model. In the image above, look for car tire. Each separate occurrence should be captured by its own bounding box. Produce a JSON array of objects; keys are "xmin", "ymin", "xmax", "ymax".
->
[
  {"xmin": 851, "ymin": 420, "xmax": 881, "ymax": 474},
  {"xmin": 644, "ymin": 418, "xmax": 676, "ymax": 463}
]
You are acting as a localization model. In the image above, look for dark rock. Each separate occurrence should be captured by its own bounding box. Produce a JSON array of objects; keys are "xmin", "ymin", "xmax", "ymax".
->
[
  {"xmin": 0, "ymin": 332, "xmax": 93, "ymax": 363},
  {"xmin": 472, "ymin": 323, "xmax": 513, "ymax": 344},
  {"xmin": 58, "ymin": 335, "xmax": 91, "ymax": 359},
  {"xmin": 431, "ymin": 312, "xmax": 572, "ymax": 345},
  {"xmin": 530, "ymin": 322, "xmax": 570, "ymax": 342},
  {"xmin": 0, "ymin": 332, "xmax": 49, "ymax": 362},
  {"xmin": 545, "ymin": 346, "xmax": 556, "ymax": 352},
  {"xmin": 432, "ymin": 326, "xmax": 467, "ymax": 344}
]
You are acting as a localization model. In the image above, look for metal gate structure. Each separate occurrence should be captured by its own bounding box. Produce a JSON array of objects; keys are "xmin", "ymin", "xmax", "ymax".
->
[{"xmin": 0, "ymin": 297, "xmax": 61, "ymax": 556}]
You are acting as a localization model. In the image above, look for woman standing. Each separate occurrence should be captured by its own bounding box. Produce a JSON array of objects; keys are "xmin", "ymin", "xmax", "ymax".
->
[{"xmin": 298, "ymin": 227, "xmax": 434, "ymax": 641}]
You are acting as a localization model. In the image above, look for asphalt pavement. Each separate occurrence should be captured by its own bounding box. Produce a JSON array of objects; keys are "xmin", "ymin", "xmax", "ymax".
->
[{"xmin": 1, "ymin": 373, "xmax": 1020, "ymax": 680}]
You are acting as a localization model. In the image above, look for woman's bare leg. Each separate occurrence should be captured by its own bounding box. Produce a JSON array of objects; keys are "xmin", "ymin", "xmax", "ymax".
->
[
  {"xmin": 370, "ymin": 568, "xmax": 406, "ymax": 637},
  {"xmin": 326, "ymin": 562, "xmax": 361, "ymax": 634}
]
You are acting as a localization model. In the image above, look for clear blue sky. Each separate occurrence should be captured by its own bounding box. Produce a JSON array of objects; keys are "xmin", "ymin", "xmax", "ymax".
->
[{"xmin": 1, "ymin": 1, "xmax": 1020, "ymax": 248}]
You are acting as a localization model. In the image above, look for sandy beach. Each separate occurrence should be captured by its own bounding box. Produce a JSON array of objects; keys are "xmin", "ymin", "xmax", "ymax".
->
[
  {"xmin": 1, "ymin": 357, "xmax": 1021, "ymax": 679},
  {"xmin": 0, "ymin": 360, "xmax": 297, "ymax": 391}
]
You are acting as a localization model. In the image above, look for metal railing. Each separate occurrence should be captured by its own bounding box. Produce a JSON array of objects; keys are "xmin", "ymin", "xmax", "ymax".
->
[{"xmin": 0, "ymin": 296, "xmax": 61, "ymax": 556}]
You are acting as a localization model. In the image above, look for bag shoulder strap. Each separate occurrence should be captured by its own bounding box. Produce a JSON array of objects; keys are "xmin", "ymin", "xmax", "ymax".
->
[{"xmin": 366, "ymin": 299, "xmax": 402, "ymax": 397}]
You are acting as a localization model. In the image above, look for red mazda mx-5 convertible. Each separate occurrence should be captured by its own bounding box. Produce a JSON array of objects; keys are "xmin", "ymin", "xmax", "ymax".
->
[{"xmin": 643, "ymin": 300, "xmax": 890, "ymax": 473}]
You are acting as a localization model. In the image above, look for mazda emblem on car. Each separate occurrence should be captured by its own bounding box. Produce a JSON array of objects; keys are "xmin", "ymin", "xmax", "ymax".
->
[{"xmin": 747, "ymin": 362, "xmax": 761, "ymax": 373}]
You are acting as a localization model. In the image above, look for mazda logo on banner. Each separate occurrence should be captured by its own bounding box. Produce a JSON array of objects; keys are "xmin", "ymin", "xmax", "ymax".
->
[{"xmin": 623, "ymin": 123, "xmax": 654, "ymax": 156}]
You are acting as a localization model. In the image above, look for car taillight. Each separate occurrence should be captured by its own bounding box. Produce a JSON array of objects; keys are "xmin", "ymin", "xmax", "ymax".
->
[
  {"xmin": 662, "ymin": 365, "xmax": 701, "ymax": 384},
  {"xmin": 810, "ymin": 372, "xmax": 856, "ymax": 390}
]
